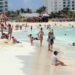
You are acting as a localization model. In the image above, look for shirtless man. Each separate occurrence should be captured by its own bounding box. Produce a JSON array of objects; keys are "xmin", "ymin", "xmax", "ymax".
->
[{"xmin": 8, "ymin": 24, "xmax": 12, "ymax": 40}]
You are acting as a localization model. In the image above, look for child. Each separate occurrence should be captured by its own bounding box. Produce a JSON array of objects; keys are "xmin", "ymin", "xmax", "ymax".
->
[
  {"xmin": 11, "ymin": 37, "xmax": 20, "ymax": 44},
  {"xmin": 51, "ymin": 51, "xmax": 66, "ymax": 66},
  {"xmin": 29, "ymin": 34, "xmax": 34, "ymax": 45}
]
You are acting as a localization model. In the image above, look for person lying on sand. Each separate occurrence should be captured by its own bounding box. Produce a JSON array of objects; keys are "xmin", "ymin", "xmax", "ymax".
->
[
  {"xmin": 1, "ymin": 33, "xmax": 9, "ymax": 39},
  {"xmin": 51, "ymin": 51, "xmax": 66, "ymax": 66},
  {"xmin": 11, "ymin": 37, "xmax": 21, "ymax": 44}
]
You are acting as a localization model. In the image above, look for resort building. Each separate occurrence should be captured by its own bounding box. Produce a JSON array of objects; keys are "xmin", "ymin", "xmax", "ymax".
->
[
  {"xmin": 44, "ymin": 0, "xmax": 75, "ymax": 14},
  {"xmin": 0, "ymin": 0, "xmax": 8, "ymax": 13}
]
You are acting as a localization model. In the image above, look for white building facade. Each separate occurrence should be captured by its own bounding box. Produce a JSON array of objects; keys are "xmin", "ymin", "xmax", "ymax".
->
[
  {"xmin": 0, "ymin": 0, "xmax": 8, "ymax": 13},
  {"xmin": 44, "ymin": 0, "xmax": 75, "ymax": 14}
]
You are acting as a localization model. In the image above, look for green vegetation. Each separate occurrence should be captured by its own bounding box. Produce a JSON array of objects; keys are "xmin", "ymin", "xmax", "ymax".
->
[
  {"xmin": 36, "ymin": 6, "xmax": 46, "ymax": 14},
  {"xmin": 50, "ymin": 7, "xmax": 75, "ymax": 18},
  {"xmin": 5, "ymin": 8, "xmax": 32, "ymax": 21},
  {"xmin": 5, "ymin": 7, "xmax": 75, "ymax": 21}
]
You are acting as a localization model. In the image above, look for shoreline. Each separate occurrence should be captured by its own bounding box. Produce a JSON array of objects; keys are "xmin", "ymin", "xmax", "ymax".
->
[
  {"xmin": 6, "ymin": 21, "xmax": 75, "ymax": 26},
  {"xmin": 3, "ymin": 21, "xmax": 74, "ymax": 32}
]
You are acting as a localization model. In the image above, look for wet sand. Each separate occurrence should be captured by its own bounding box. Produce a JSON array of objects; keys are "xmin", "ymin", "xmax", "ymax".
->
[{"xmin": 32, "ymin": 40, "xmax": 75, "ymax": 75}]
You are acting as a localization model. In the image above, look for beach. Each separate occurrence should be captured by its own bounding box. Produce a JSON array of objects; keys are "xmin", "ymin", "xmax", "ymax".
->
[
  {"xmin": 6, "ymin": 21, "xmax": 75, "ymax": 27},
  {"xmin": 0, "ymin": 42, "xmax": 35, "ymax": 75},
  {"xmin": 0, "ymin": 21, "xmax": 75, "ymax": 75}
]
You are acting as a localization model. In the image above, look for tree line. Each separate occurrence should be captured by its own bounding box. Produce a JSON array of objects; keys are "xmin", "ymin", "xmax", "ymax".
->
[{"xmin": 6, "ymin": 6, "xmax": 75, "ymax": 19}]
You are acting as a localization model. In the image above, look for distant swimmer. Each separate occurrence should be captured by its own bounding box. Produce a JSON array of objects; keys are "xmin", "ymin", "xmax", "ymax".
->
[
  {"xmin": 72, "ymin": 25, "xmax": 74, "ymax": 28},
  {"xmin": 72, "ymin": 42, "xmax": 75, "ymax": 46},
  {"xmin": 30, "ymin": 26, "xmax": 33, "ymax": 31},
  {"xmin": 64, "ymin": 33, "xmax": 67, "ymax": 36}
]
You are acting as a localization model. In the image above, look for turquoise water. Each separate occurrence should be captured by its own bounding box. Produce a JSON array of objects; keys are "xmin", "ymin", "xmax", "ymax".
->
[{"xmin": 13, "ymin": 26, "xmax": 75, "ymax": 43}]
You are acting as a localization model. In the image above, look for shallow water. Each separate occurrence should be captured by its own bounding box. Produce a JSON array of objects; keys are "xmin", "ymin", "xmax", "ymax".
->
[{"xmin": 13, "ymin": 25, "xmax": 75, "ymax": 43}]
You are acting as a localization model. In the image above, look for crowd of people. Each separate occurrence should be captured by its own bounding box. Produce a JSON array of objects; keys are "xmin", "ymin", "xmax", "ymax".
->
[
  {"xmin": 0, "ymin": 23, "xmax": 20, "ymax": 44},
  {"xmin": 28, "ymin": 25, "xmax": 67, "ymax": 66},
  {"xmin": 0, "ymin": 23, "xmax": 67, "ymax": 66},
  {"xmin": 29, "ymin": 26, "xmax": 55, "ymax": 51},
  {"xmin": 0, "ymin": 23, "xmax": 12, "ymax": 39}
]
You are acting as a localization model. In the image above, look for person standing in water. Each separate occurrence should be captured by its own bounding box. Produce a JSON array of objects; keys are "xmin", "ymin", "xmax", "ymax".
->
[
  {"xmin": 38, "ymin": 28, "xmax": 44, "ymax": 47},
  {"xmin": 30, "ymin": 26, "xmax": 33, "ymax": 31},
  {"xmin": 8, "ymin": 24, "xmax": 12, "ymax": 40},
  {"xmin": 47, "ymin": 29, "xmax": 55, "ymax": 51},
  {"xmin": 29, "ymin": 34, "xmax": 34, "ymax": 46}
]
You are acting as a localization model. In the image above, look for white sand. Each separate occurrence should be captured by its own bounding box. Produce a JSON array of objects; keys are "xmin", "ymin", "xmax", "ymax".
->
[{"xmin": 0, "ymin": 42, "xmax": 35, "ymax": 75}]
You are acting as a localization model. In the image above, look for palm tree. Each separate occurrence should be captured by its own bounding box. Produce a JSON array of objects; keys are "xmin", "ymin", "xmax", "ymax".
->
[
  {"xmin": 26, "ymin": 8, "xmax": 32, "ymax": 13},
  {"xmin": 36, "ymin": 6, "xmax": 46, "ymax": 14},
  {"xmin": 16, "ymin": 10, "xmax": 20, "ymax": 15},
  {"xmin": 20, "ymin": 8, "xmax": 25, "ymax": 13},
  {"xmin": 62, "ymin": 7, "xmax": 69, "ymax": 14}
]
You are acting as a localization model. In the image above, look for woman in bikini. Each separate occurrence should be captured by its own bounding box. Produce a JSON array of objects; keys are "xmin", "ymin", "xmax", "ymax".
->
[{"xmin": 38, "ymin": 28, "xmax": 44, "ymax": 47}]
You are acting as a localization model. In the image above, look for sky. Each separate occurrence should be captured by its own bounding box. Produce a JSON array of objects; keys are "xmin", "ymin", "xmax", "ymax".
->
[{"xmin": 8, "ymin": 0, "xmax": 44, "ymax": 11}]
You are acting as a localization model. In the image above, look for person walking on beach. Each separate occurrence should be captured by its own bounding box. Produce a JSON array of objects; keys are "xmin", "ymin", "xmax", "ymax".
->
[
  {"xmin": 0, "ymin": 24, "xmax": 4, "ymax": 36},
  {"xmin": 8, "ymin": 24, "xmax": 12, "ymax": 40},
  {"xmin": 47, "ymin": 29, "xmax": 55, "ymax": 51},
  {"xmin": 51, "ymin": 51, "xmax": 66, "ymax": 66},
  {"xmin": 38, "ymin": 28, "xmax": 44, "ymax": 47}
]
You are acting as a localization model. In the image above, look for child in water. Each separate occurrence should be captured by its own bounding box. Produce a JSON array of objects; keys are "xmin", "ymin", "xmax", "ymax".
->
[
  {"xmin": 11, "ymin": 37, "xmax": 20, "ymax": 44},
  {"xmin": 29, "ymin": 34, "xmax": 39, "ymax": 45},
  {"xmin": 29, "ymin": 34, "xmax": 34, "ymax": 45}
]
